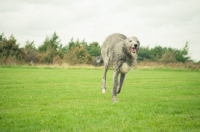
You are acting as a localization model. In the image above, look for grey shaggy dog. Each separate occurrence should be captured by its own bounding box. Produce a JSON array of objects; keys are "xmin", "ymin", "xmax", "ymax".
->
[{"xmin": 97, "ymin": 33, "xmax": 140, "ymax": 102}]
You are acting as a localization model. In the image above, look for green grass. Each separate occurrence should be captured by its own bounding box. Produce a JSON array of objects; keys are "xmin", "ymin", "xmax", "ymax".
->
[{"xmin": 0, "ymin": 66, "xmax": 200, "ymax": 132}]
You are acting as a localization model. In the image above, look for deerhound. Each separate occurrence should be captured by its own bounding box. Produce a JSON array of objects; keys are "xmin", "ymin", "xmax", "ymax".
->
[{"xmin": 95, "ymin": 33, "xmax": 140, "ymax": 102}]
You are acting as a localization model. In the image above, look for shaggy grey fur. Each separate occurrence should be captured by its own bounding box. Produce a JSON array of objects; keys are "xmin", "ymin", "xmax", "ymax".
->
[{"xmin": 100, "ymin": 33, "xmax": 140, "ymax": 102}]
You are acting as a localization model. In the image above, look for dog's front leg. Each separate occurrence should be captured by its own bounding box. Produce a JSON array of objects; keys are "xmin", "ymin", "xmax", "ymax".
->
[
  {"xmin": 117, "ymin": 73, "xmax": 126, "ymax": 94},
  {"xmin": 112, "ymin": 70, "xmax": 119, "ymax": 102}
]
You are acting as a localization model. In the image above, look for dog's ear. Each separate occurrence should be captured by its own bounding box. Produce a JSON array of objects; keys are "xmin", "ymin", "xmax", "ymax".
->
[
  {"xmin": 124, "ymin": 38, "xmax": 133, "ymax": 48},
  {"xmin": 124, "ymin": 38, "xmax": 130, "ymax": 45}
]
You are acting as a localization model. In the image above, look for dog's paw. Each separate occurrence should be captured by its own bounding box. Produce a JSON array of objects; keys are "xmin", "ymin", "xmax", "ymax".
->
[
  {"xmin": 102, "ymin": 89, "xmax": 106, "ymax": 94},
  {"xmin": 112, "ymin": 96, "xmax": 118, "ymax": 102}
]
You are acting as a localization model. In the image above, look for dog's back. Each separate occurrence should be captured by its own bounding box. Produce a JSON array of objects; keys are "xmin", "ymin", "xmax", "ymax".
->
[{"xmin": 101, "ymin": 33, "xmax": 126, "ymax": 64}]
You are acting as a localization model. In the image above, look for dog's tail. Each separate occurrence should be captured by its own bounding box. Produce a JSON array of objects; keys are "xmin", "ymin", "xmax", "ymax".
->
[{"xmin": 93, "ymin": 56, "xmax": 104, "ymax": 66}]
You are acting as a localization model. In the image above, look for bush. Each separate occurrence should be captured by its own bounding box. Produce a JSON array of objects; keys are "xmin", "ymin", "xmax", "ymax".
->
[
  {"xmin": 160, "ymin": 52, "xmax": 176, "ymax": 63},
  {"xmin": 36, "ymin": 53, "xmax": 45, "ymax": 64},
  {"xmin": 53, "ymin": 55, "xmax": 63, "ymax": 65},
  {"xmin": 64, "ymin": 46, "xmax": 93, "ymax": 65},
  {"xmin": 24, "ymin": 50, "xmax": 37, "ymax": 63}
]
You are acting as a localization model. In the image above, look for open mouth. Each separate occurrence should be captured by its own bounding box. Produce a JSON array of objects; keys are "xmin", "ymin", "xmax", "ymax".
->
[{"xmin": 131, "ymin": 47, "xmax": 137, "ymax": 53}]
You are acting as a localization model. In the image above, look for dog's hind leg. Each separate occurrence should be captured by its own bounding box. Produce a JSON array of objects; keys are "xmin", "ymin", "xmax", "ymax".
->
[
  {"xmin": 117, "ymin": 73, "xmax": 126, "ymax": 94},
  {"xmin": 112, "ymin": 70, "xmax": 119, "ymax": 102},
  {"xmin": 102, "ymin": 63, "xmax": 109, "ymax": 94}
]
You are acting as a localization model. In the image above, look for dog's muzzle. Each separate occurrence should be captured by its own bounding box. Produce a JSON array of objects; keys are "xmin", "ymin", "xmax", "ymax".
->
[{"xmin": 131, "ymin": 44, "xmax": 138, "ymax": 53}]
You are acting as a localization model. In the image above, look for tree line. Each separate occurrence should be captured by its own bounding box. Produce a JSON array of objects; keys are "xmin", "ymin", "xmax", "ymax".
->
[{"xmin": 0, "ymin": 32, "xmax": 196, "ymax": 65}]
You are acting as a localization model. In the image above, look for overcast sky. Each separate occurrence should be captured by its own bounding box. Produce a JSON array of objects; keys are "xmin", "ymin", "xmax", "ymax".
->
[{"xmin": 1, "ymin": 0, "xmax": 200, "ymax": 61}]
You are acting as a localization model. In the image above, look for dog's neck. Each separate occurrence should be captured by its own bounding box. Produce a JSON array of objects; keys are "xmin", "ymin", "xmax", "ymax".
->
[
  {"xmin": 120, "ymin": 55, "xmax": 136, "ymax": 73},
  {"xmin": 122, "ymin": 46, "xmax": 137, "ymax": 66},
  {"xmin": 126, "ymin": 55, "xmax": 136, "ymax": 66}
]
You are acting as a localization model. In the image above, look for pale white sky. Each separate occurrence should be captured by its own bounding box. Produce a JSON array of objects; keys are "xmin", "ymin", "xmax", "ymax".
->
[{"xmin": 1, "ymin": 0, "xmax": 200, "ymax": 61}]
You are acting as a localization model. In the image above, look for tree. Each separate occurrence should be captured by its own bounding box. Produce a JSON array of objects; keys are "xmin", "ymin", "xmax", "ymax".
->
[
  {"xmin": 38, "ymin": 32, "xmax": 61, "ymax": 52},
  {"xmin": 150, "ymin": 46, "xmax": 165, "ymax": 61},
  {"xmin": 137, "ymin": 43, "xmax": 190, "ymax": 63},
  {"xmin": 63, "ymin": 39, "xmax": 93, "ymax": 65},
  {"xmin": 65, "ymin": 38, "xmax": 87, "ymax": 53},
  {"xmin": 38, "ymin": 32, "xmax": 63, "ymax": 64},
  {"xmin": 0, "ymin": 33, "xmax": 23, "ymax": 64},
  {"xmin": 86, "ymin": 42, "xmax": 101, "ymax": 57},
  {"xmin": 64, "ymin": 45, "xmax": 92, "ymax": 65},
  {"xmin": 24, "ymin": 40, "xmax": 35, "ymax": 50},
  {"xmin": 137, "ymin": 46, "xmax": 153, "ymax": 61},
  {"xmin": 22, "ymin": 40, "xmax": 37, "ymax": 63},
  {"xmin": 175, "ymin": 42, "xmax": 190, "ymax": 62}
]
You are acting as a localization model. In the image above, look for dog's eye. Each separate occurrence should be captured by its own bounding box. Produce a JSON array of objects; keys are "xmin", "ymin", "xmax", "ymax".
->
[{"xmin": 129, "ymin": 40, "xmax": 132, "ymax": 42}]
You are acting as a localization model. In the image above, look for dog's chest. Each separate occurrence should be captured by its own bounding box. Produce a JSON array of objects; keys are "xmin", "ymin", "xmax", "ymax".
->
[{"xmin": 120, "ymin": 62, "xmax": 133, "ymax": 73}]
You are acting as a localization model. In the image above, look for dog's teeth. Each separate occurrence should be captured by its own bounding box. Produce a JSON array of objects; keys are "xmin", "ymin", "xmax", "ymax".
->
[{"xmin": 132, "ymin": 48, "xmax": 136, "ymax": 53}]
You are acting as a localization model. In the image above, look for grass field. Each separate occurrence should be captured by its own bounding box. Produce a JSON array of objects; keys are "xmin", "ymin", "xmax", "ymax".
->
[{"xmin": 0, "ymin": 66, "xmax": 200, "ymax": 132}]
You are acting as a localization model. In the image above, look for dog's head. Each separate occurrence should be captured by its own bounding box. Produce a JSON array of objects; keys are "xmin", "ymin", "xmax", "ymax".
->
[{"xmin": 124, "ymin": 36, "xmax": 140, "ymax": 57}]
